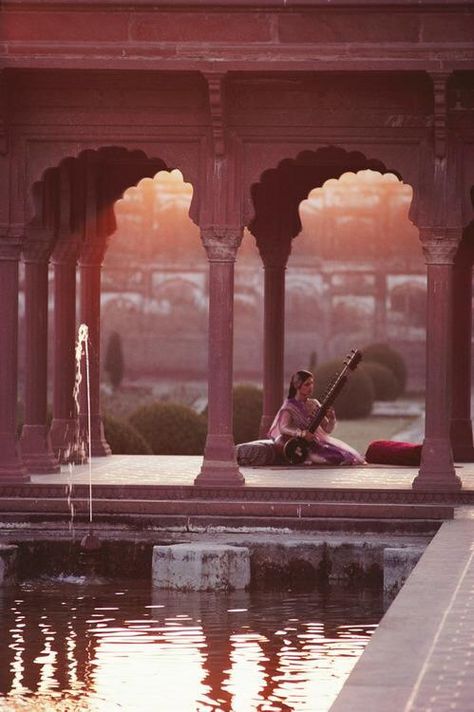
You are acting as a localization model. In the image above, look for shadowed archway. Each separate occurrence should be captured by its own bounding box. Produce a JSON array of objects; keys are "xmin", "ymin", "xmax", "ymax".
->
[
  {"xmin": 247, "ymin": 146, "xmax": 404, "ymax": 437},
  {"xmin": 19, "ymin": 147, "xmax": 176, "ymax": 471}
]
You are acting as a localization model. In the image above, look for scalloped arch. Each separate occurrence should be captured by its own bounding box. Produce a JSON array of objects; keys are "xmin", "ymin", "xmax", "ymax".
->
[
  {"xmin": 248, "ymin": 145, "xmax": 403, "ymax": 243},
  {"xmin": 27, "ymin": 144, "xmax": 201, "ymax": 228}
]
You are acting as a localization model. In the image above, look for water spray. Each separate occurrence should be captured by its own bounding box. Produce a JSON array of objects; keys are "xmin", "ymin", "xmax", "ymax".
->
[{"xmin": 76, "ymin": 324, "xmax": 101, "ymax": 553}]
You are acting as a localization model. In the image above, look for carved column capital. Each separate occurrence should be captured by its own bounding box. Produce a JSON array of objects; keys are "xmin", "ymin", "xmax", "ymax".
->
[
  {"xmin": 79, "ymin": 240, "xmax": 107, "ymax": 267},
  {"xmin": 51, "ymin": 235, "xmax": 81, "ymax": 266},
  {"xmin": 23, "ymin": 224, "xmax": 55, "ymax": 264},
  {"xmin": 260, "ymin": 243, "xmax": 292, "ymax": 270},
  {"xmin": 0, "ymin": 224, "xmax": 25, "ymax": 260},
  {"xmin": 254, "ymin": 227, "xmax": 293, "ymax": 270},
  {"xmin": 201, "ymin": 225, "xmax": 243, "ymax": 262},
  {"xmin": 419, "ymin": 227, "xmax": 461, "ymax": 265}
]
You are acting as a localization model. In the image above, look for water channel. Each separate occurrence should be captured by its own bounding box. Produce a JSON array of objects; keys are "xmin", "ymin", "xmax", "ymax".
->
[{"xmin": 0, "ymin": 578, "xmax": 383, "ymax": 711}]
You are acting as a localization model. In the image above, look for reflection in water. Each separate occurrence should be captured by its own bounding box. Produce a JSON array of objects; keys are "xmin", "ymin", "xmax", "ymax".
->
[{"xmin": 0, "ymin": 579, "xmax": 383, "ymax": 711}]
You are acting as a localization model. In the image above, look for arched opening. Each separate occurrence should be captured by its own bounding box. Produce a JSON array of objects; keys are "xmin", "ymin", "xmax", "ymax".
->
[
  {"xmin": 19, "ymin": 146, "xmax": 196, "ymax": 471},
  {"xmin": 290, "ymin": 169, "xmax": 422, "ymax": 378},
  {"xmin": 102, "ymin": 169, "xmax": 207, "ymax": 411},
  {"xmin": 248, "ymin": 146, "xmax": 421, "ymax": 448}
]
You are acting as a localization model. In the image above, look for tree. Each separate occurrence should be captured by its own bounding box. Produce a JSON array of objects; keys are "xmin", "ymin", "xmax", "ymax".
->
[{"xmin": 104, "ymin": 331, "xmax": 124, "ymax": 390}]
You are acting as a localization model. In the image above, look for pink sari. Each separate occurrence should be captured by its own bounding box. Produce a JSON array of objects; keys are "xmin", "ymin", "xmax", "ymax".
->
[{"xmin": 268, "ymin": 398, "xmax": 365, "ymax": 465}]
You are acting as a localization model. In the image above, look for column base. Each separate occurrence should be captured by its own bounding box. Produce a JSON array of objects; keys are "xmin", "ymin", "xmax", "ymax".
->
[
  {"xmin": 412, "ymin": 437, "xmax": 462, "ymax": 491},
  {"xmin": 196, "ymin": 435, "xmax": 244, "ymax": 485},
  {"xmin": 194, "ymin": 460, "xmax": 245, "ymax": 487},
  {"xmin": 50, "ymin": 417, "xmax": 79, "ymax": 463},
  {"xmin": 450, "ymin": 419, "xmax": 474, "ymax": 462},
  {"xmin": 81, "ymin": 416, "xmax": 112, "ymax": 457},
  {"xmin": 91, "ymin": 439, "xmax": 112, "ymax": 457},
  {"xmin": 20, "ymin": 424, "xmax": 61, "ymax": 473},
  {"xmin": 0, "ymin": 433, "xmax": 29, "ymax": 482}
]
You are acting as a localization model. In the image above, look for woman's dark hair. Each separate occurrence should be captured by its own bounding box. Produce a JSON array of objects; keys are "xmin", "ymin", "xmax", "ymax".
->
[{"xmin": 288, "ymin": 370, "xmax": 313, "ymax": 398}]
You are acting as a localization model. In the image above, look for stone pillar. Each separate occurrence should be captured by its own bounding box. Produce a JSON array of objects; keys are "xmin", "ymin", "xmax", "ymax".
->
[
  {"xmin": 19, "ymin": 228, "xmax": 60, "ymax": 473},
  {"xmin": 49, "ymin": 241, "xmax": 79, "ymax": 462},
  {"xmin": 259, "ymin": 259, "xmax": 286, "ymax": 437},
  {"xmin": 78, "ymin": 242, "xmax": 111, "ymax": 456},
  {"xmin": 373, "ymin": 269, "xmax": 387, "ymax": 340},
  {"xmin": 0, "ymin": 231, "xmax": 28, "ymax": 481},
  {"xmin": 450, "ymin": 239, "xmax": 474, "ymax": 461},
  {"xmin": 412, "ymin": 231, "xmax": 462, "ymax": 490},
  {"xmin": 195, "ymin": 226, "xmax": 244, "ymax": 487}
]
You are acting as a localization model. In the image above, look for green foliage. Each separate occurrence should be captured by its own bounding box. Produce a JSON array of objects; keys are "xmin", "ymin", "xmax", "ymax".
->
[
  {"xmin": 201, "ymin": 383, "xmax": 263, "ymax": 444},
  {"xmin": 232, "ymin": 384, "xmax": 263, "ymax": 444},
  {"xmin": 129, "ymin": 401, "xmax": 207, "ymax": 455},
  {"xmin": 314, "ymin": 359, "xmax": 375, "ymax": 419},
  {"xmin": 101, "ymin": 386, "xmax": 155, "ymax": 421},
  {"xmin": 362, "ymin": 342, "xmax": 407, "ymax": 396},
  {"xmin": 360, "ymin": 361, "xmax": 400, "ymax": 401},
  {"xmin": 103, "ymin": 413, "xmax": 153, "ymax": 455},
  {"xmin": 104, "ymin": 331, "xmax": 125, "ymax": 390}
]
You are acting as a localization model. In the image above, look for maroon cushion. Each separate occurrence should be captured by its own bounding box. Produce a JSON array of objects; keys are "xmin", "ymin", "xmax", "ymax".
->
[{"xmin": 365, "ymin": 439, "xmax": 422, "ymax": 466}]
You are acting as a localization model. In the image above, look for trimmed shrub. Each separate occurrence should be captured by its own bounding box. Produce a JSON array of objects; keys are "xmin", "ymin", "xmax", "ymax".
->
[
  {"xmin": 232, "ymin": 384, "xmax": 263, "ymax": 444},
  {"xmin": 201, "ymin": 384, "xmax": 263, "ymax": 444},
  {"xmin": 103, "ymin": 413, "xmax": 153, "ymax": 455},
  {"xmin": 129, "ymin": 402, "xmax": 207, "ymax": 455},
  {"xmin": 104, "ymin": 331, "xmax": 125, "ymax": 390},
  {"xmin": 362, "ymin": 342, "xmax": 407, "ymax": 396},
  {"xmin": 360, "ymin": 361, "xmax": 400, "ymax": 402},
  {"xmin": 314, "ymin": 358, "xmax": 375, "ymax": 419}
]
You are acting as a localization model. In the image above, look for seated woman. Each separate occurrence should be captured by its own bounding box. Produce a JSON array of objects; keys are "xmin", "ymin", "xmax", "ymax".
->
[{"xmin": 268, "ymin": 369, "xmax": 365, "ymax": 465}]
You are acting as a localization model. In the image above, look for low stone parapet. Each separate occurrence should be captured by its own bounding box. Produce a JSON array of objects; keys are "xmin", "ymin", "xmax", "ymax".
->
[
  {"xmin": 383, "ymin": 545, "xmax": 426, "ymax": 602},
  {"xmin": 152, "ymin": 543, "xmax": 250, "ymax": 591},
  {"xmin": 0, "ymin": 544, "xmax": 18, "ymax": 586}
]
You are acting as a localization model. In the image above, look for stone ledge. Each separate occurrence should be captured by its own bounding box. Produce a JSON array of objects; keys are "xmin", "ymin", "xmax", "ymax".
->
[
  {"xmin": 152, "ymin": 543, "xmax": 251, "ymax": 591},
  {"xmin": 0, "ymin": 544, "xmax": 18, "ymax": 586}
]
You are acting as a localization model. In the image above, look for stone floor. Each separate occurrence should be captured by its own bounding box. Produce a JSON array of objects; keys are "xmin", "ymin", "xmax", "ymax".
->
[
  {"xmin": 30, "ymin": 454, "xmax": 474, "ymax": 492},
  {"xmin": 330, "ymin": 511, "xmax": 474, "ymax": 712}
]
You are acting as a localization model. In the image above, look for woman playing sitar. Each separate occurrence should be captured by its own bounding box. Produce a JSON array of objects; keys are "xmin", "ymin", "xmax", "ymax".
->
[{"xmin": 268, "ymin": 361, "xmax": 365, "ymax": 466}]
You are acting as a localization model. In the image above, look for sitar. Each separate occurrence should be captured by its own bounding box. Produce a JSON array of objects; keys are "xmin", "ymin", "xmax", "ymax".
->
[{"xmin": 283, "ymin": 348, "xmax": 363, "ymax": 465}]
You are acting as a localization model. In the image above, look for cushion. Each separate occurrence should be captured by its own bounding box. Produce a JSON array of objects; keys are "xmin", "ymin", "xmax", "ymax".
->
[
  {"xmin": 236, "ymin": 439, "xmax": 278, "ymax": 466},
  {"xmin": 365, "ymin": 439, "xmax": 422, "ymax": 466}
]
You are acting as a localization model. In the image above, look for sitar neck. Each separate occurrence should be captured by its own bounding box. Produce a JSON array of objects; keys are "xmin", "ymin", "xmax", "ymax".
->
[{"xmin": 306, "ymin": 349, "xmax": 362, "ymax": 434}]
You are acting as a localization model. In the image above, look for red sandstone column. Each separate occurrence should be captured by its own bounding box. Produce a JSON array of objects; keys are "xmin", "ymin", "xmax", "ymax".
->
[
  {"xmin": 78, "ymin": 242, "xmax": 111, "ymax": 456},
  {"xmin": 373, "ymin": 269, "xmax": 388, "ymax": 340},
  {"xmin": 0, "ymin": 231, "xmax": 28, "ymax": 481},
  {"xmin": 195, "ymin": 226, "xmax": 244, "ymax": 487},
  {"xmin": 413, "ymin": 231, "xmax": 462, "ymax": 490},
  {"xmin": 259, "ymin": 259, "xmax": 286, "ymax": 437},
  {"xmin": 450, "ymin": 239, "xmax": 474, "ymax": 461},
  {"xmin": 49, "ymin": 241, "xmax": 79, "ymax": 462},
  {"xmin": 19, "ymin": 227, "xmax": 60, "ymax": 473}
]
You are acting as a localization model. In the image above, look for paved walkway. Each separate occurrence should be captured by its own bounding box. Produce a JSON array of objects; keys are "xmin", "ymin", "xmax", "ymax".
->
[
  {"xmin": 30, "ymin": 454, "xmax": 474, "ymax": 492},
  {"xmin": 330, "ymin": 509, "xmax": 474, "ymax": 711}
]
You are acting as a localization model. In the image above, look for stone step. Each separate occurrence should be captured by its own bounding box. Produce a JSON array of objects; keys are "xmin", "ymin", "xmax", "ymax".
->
[
  {"xmin": 0, "ymin": 483, "xmax": 472, "ymax": 505},
  {"xmin": 0, "ymin": 512, "xmax": 444, "ymax": 535},
  {"xmin": 0, "ymin": 496, "xmax": 453, "ymax": 520}
]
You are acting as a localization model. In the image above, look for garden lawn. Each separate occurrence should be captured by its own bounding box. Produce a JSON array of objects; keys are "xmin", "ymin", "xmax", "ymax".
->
[{"xmin": 334, "ymin": 415, "xmax": 420, "ymax": 457}]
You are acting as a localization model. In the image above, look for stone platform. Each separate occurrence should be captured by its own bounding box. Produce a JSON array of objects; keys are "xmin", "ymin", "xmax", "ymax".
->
[
  {"xmin": 330, "ymin": 510, "xmax": 474, "ymax": 712},
  {"xmin": 1, "ymin": 454, "xmax": 473, "ymax": 711},
  {"xmin": 0, "ymin": 455, "xmax": 472, "ymax": 534}
]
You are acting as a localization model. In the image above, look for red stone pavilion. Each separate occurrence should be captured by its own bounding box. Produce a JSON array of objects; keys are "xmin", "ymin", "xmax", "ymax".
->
[{"xmin": 0, "ymin": 0, "xmax": 473, "ymax": 490}]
